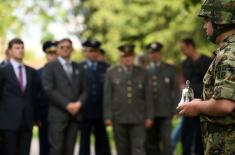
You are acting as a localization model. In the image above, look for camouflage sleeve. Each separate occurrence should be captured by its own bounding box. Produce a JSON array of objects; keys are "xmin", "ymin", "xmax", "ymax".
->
[{"xmin": 213, "ymin": 50, "xmax": 235, "ymax": 102}]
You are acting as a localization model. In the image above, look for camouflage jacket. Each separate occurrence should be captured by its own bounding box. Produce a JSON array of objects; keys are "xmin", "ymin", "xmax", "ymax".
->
[{"xmin": 201, "ymin": 34, "xmax": 235, "ymax": 125}]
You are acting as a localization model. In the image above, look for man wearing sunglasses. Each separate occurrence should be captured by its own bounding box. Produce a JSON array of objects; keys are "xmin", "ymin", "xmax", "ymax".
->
[{"xmin": 43, "ymin": 38, "xmax": 84, "ymax": 155}]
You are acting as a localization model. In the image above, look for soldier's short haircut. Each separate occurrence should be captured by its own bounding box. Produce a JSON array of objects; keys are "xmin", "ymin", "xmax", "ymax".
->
[
  {"xmin": 181, "ymin": 38, "xmax": 196, "ymax": 48},
  {"xmin": 58, "ymin": 38, "xmax": 72, "ymax": 45},
  {"xmin": 8, "ymin": 38, "xmax": 24, "ymax": 49}
]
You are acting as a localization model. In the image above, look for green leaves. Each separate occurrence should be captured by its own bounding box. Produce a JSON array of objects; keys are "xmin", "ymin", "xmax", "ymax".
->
[{"xmin": 81, "ymin": 0, "xmax": 213, "ymax": 64}]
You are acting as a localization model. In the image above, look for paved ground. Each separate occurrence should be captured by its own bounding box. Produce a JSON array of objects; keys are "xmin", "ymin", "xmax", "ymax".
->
[{"xmin": 30, "ymin": 139, "xmax": 117, "ymax": 155}]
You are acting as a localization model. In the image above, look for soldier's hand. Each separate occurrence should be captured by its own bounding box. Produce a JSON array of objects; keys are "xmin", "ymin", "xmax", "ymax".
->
[
  {"xmin": 145, "ymin": 119, "xmax": 153, "ymax": 128},
  {"xmin": 177, "ymin": 99, "xmax": 201, "ymax": 117},
  {"xmin": 105, "ymin": 120, "xmax": 112, "ymax": 126}
]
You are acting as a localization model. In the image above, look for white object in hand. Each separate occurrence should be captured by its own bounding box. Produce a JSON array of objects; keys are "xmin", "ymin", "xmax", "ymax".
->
[{"xmin": 179, "ymin": 80, "xmax": 194, "ymax": 105}]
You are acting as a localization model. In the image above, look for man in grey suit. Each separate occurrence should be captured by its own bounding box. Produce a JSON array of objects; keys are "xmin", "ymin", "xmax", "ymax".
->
[
  {"xmin": 42, "ymin": 38, "xmax": 84, "ymax": 155},
  {"xmin": 103, "ymin": 44, "xmax": 154, "ymax": 155},
  {"xmin": 145, "ymin": 42, "xmax": 180, "ymax": 155}
]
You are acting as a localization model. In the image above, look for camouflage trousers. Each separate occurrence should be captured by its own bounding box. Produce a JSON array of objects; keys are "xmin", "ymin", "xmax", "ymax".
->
[{"xmin": 201, "ymin": 122, "xmax": 235, "ymax": 155}]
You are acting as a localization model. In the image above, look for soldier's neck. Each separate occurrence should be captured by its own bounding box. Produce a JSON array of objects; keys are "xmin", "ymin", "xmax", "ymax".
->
[{"xmin": 216, "ymin": 29, "xmax": 235, "ymax": 46}]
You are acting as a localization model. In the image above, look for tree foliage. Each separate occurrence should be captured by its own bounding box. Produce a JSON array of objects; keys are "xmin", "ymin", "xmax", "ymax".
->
[
  {"xmin": 1, "ymin": 0, "xmax": 216, "ymax": 65},
  {"xmin": 80, "ymin": 0, "xmax": 215, "ymax": 64}
]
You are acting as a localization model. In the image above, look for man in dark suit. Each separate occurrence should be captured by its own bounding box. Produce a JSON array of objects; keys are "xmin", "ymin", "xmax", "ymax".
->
[
  {"xmin": 0, "ymin": 38, "xmax": 38, "ymax": 155},
  {"xmin": 180, "ymin": 38, "xmax": 212, "ymax": 155},
  {"xmin": 79, "ymin": 39, "xmax": 111, "ymax": 155},
  {"xmin": 43, "ymin": 38, "xmax": 84, "ymax": 155},
  {"xmin": 37, "ymin": 40, "xmax": 58, "ymax": 155}
]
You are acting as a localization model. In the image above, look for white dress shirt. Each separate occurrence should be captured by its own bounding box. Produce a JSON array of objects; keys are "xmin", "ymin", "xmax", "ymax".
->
[
  {"xmin": 86, "ymin": 60, "xmax": 97, "ymax": 70},
  {"xmin": 10, "ymin": 59, "xmax": 27, "ymax": 90},
  {"xmin": 58, "ymin": 56, "xmax": 73, "ymax": 78}
]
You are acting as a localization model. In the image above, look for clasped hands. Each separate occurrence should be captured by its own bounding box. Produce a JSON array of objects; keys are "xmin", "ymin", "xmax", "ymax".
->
[{"xmin": 66, "ymin": 101, "xmax": 82, "ymax": 116}]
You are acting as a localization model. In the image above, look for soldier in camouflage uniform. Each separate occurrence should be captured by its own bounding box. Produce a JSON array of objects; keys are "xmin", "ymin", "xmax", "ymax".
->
[
  {"xmin": 177, "ymin": 0, "xmax": 235, "ymax": 154},
  {"xmin": 103, "ymin": 44, "xmax": 154, "ymax": 155}
]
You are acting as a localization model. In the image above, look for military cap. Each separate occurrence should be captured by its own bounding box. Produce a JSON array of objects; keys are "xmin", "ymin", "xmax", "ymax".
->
[
  {"xmin": 82, "ymin": 39, "xmax": 101, "ymax": 49},
  {"xmin": 146, "ymin": 42, "xmax": 163, "ymax": 53},
  {"xmin": 198, "ymin": 0, "xmax": 235, "ymax": 25},
  {"xmin": 42, "ymin": 40, "xmax": 58, "ymax": 53},
  {"xmin": 118, "ymin": 44, "xmax": 135, "ymax": 57}
]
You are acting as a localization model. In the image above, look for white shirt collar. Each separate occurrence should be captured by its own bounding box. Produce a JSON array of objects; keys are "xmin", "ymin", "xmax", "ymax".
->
[
  {"xmin": 10, "ymin": 59, "xmax": 24, "ymax": 68},
  {"xmin": 86, "ymin": 60, "xmax": 97, "ymax": 67},
  {"xmin": 10, "ymin": 58, "xmax": 27, "ymax": 90},
  {"xmin": 150, "ymin": 61, "xmax": 161, "ymax": 68},
  {"xmin": 58, "ymin": 56, "xmax": 71, "ymax": 65}
]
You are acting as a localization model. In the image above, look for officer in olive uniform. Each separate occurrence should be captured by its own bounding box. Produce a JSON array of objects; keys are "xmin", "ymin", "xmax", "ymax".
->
[
  {"xmin": 79, "ymin": 39, "xmax": 111, "ymax": 155},
  {"xmin": 37, "ymin": 40, "xmax": 58, "ymax": 155},
  {"xmin": 145, "ymin": 42, "xmax": 179, "ymax": 155},
  {"xmin": 177, "ymin": 0, "xmax": 235, "ymax": 154},
  {"xmin": 103, "ymin": 44, "xmax": 154, "ymax": 155}
]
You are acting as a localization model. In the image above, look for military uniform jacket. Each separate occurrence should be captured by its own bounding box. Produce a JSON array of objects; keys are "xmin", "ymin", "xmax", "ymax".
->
[
  {"xmin": 80, "ymin": 61, "xmax": 109, "ymax": 120},
  {"xmin": 147, "ymin": 62, "xmax": 179, "ymax": 117},
  {"xmin": 202, "ymin": 34, "xmax": 235, "ymax": 125},
  {"xmin": 103, "ymin": 65, "xmax": 154, "ymax": 124}
]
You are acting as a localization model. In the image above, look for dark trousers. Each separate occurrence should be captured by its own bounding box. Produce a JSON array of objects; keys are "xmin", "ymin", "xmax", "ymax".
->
[
  {"xmin": 113, "ymin": 123, "xmax": 146, "ymax": 155},
  {"xmin": 181, "ymin": 116, "xmax": 204, "ymax": 155},
  {"xmin": 79, "ymin": 120, "xmax": 111, "ymax": 155},
  {"xmin": 49, "ymin": 121, "xmax": 79, "ymax": 155},
  {"xmin": 146, "ymin": 117, "xmax": 172, "ymax": 155},
  {"xmin": 1, "ymin": 129, "xmax": 32, "ymax": 155},
  {"xmin": 0, "ymin": 130, "xmax": 3, "ymax": 155},
  {"xmin": 39, "ymin": 121, "xmax": 49, "ymax": 155}
]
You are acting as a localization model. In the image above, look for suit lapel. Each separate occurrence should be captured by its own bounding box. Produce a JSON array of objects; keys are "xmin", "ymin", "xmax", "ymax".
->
[
  {"xmin": 24, "ymin": 66, "xmax": 31, "ymax": 92},
  {"xmin": 82, "ymin": 61, "xmax": 89, "ymax": 79},
  {"xmin": 71, "ymin": 62, "xmax": 79, "ymax": 85},
  {"xmin": 8, "ymin": 64, "xmax": 23, "ymax": 92}
]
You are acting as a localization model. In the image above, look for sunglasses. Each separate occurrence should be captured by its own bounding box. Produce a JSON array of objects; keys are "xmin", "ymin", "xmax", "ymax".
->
[{"xmin": 59, "ymin": 46, "xmax": 72, "ymax": 50}]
